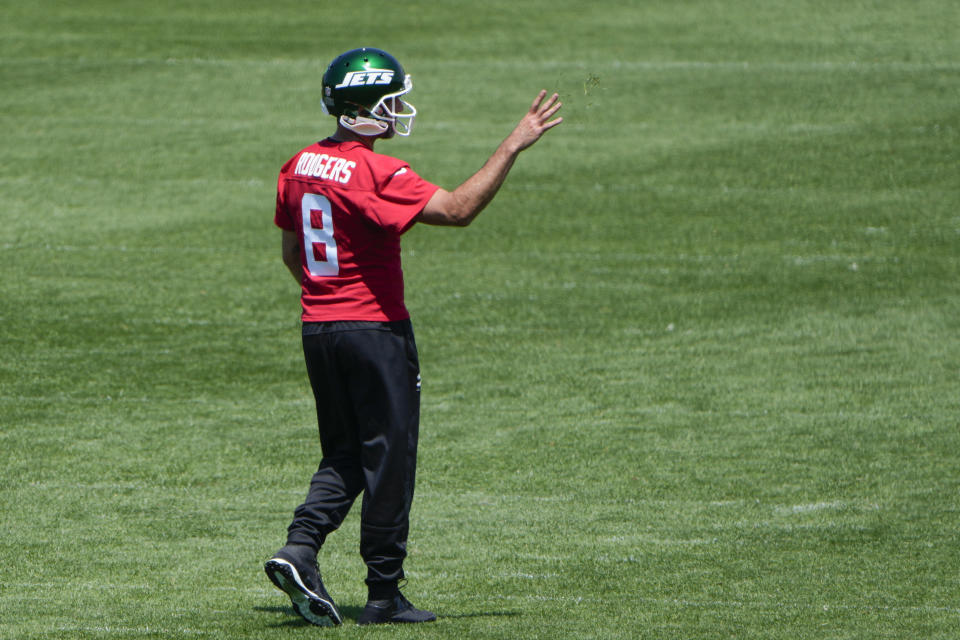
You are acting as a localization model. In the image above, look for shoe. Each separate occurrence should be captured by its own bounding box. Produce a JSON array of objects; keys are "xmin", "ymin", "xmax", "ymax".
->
[
  {"xmin": 264, "ymin": 544, "xmax": 342, "ymax": 626},
  {"xmin": 356, "ymin": 593, "xmax": 437, "ymax": 625}
]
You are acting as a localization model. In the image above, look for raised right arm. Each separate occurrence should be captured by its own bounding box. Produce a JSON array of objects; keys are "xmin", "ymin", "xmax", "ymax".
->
[{"xmin": 416, "ymin": 90, "xmax": 563, "ymax": 227}]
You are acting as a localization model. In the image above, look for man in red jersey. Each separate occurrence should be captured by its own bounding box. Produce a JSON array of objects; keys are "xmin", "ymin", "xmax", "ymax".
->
[{"xmin": 264, "ymin": 47, "xmax": 562, "ymax": 626}]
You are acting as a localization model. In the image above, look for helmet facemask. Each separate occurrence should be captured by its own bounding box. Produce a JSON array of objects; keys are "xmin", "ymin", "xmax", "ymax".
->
[{"xmin": 328, "ymin": 74, "xmax": 417, "ymax": 137}]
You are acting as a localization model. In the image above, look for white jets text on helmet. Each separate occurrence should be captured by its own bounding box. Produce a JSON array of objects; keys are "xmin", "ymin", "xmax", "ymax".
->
[{"xmin": 334, "ymin": 69, "xmax": 395, "ymax": 89}]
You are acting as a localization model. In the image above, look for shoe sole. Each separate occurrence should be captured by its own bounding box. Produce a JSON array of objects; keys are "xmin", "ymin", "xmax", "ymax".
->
[{"xmin": 264, "ymin": 558, "xmax": 343, "ymax": 626}]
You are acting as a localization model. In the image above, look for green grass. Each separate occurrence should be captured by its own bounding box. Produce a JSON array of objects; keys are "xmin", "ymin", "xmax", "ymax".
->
[{"xmin": 2, "ymin": 1, "xmax": 959, "ymax": 638}]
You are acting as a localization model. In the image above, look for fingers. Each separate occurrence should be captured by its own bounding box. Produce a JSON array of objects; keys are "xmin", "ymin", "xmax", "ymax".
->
[
  {"xmin": 530, "ymin": 89, "xmax": 548, "ymax": 112},
  {"xmin": 508, "ymin": 90, "xmax": 563, "ymax": 152},
  {"xmin": 531, "ymin": 90, "xmax": 561, "ymax": 116},
  {"xmin": 534, "ymin": 92, "xmax": 562, "ymax": 132},
  {"xmin": 542, "ymin": 113, "xmax": 563, "ymax": 131},
  {"xmin": 540, "ymin": 98, "xmax": 562, "ymax": 122},
  {"xmin": 528, "ymin": 90, "xmax": 562, "ymax": 134}
]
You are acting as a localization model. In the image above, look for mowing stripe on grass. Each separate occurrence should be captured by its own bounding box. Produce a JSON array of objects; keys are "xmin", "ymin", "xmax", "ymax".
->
[{"xmin": 7, "ymin": 56, "xmax": 960, "ymax": 72}]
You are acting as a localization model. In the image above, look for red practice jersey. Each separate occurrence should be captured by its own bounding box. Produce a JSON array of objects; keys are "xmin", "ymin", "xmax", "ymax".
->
[{"xmin": 275, "ymin": 139, "xmax": 439, "ymax": 322}]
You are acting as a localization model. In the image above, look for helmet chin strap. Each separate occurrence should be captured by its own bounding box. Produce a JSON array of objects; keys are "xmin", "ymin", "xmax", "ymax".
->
[{"xmin": 340, "ymin": 115, "xmax": 390, "ymax": 136}]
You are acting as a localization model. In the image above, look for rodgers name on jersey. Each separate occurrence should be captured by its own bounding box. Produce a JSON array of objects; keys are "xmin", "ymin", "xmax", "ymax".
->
[{"xmin": 294, "ymin": 152, "xmax": 356, "ymax": 184}]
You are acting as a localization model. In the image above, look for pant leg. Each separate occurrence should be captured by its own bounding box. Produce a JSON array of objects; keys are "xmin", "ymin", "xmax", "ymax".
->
[
  {"xmin": 339, "ymin": 321, "xmax": 421, "ymax": 587},
  {"xmin": 285, "ymin": 320, "xmax": 421, "ymax": 586},
  {"xmin": 285, "ymin": 326, "xmax": 365, "ymax": 549},
  {"xmin": 286, "ymin": 458, "xmax": 364, "ymax": 549}
]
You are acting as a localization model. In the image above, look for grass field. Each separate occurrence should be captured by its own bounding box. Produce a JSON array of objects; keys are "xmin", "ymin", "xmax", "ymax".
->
[{"xmin": 2, "ymin": 1, "xmax": 959, "ymax": 638}]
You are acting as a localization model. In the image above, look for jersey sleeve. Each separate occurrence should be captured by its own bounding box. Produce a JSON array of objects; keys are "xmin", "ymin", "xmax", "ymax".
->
[
  {"xmin": 273, "ymin": 161, "xmax": 296, "ymax": 231},
  {"xmin": 370, "ymin": 164, "xmax": 440, "ymax": 234}
]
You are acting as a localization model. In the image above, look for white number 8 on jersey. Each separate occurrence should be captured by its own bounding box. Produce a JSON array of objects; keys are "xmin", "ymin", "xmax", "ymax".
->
[{"xmin": 301, "ymin": 193, "xmax": 340, "ymax": 277}]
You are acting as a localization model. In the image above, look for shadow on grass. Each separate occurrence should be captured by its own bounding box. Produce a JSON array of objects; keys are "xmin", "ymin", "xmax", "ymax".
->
[
  {"xmin": 254, "ymin": 604, "xmax": 521, "ymax": 625},
  {"xmin": 254, "ymin": 607, "xmax": 309, "ymax": 628},
  {"xmin": 252, "ymin": 605, "xmax": 362, "ymax": 627},
  {"xmin": 440, "ymin": 610, "xmax": 523, "ymax": 620}
]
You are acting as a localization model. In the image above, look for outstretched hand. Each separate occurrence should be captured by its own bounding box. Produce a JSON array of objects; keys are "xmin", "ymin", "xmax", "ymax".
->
[
  {"xmin": 505, "ymin": 90, "xmax": 563, "ymax": 153},
  {"xmin": 417, "ymin": 89, "xmax": 563, "ymax": 227}
]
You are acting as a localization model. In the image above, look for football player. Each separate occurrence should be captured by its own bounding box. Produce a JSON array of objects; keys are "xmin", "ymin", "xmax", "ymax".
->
[{"xmin": 264, "ymin": 47, "xmax": 562, "ymax": 626}]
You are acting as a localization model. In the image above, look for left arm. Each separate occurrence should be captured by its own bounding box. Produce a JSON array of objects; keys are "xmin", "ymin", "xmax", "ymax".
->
[{"xmin": 281, "ymin": 229, "xmax": 301, "ymax": 283}]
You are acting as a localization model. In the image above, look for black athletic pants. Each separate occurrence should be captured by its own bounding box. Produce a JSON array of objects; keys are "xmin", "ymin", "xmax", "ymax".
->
[{"xmin": 285, "ymin": 320, "xmax": 421, "ymax": 590}]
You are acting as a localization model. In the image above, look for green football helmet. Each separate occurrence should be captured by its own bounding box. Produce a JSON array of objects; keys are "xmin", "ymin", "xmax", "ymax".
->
[{"xmin": 321, "ymin": 47, "xmax": 416, "ymax": 137}]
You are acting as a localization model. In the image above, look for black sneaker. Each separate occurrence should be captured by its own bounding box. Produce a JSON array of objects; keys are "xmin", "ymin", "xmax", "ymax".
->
[
  {"xmin": 356, "ymin": 593, "xmax": 437, "ymax": 625},
  {"xmin": 264, "ymin": 544, "xmax": 343, "ymax": 626}
]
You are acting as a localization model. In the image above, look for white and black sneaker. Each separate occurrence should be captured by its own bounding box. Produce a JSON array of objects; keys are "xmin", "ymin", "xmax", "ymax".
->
[{"xmin": 264, "ymin": 544, "xmax": 343, "ymax": 626}]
